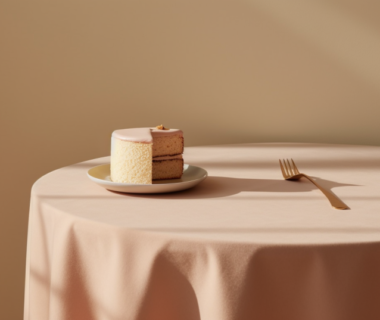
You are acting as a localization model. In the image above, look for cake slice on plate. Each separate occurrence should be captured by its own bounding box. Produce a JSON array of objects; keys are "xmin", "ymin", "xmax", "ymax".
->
[{"xmin": 111, "ymin": 125, "xmax": 184, "ymax": 184}]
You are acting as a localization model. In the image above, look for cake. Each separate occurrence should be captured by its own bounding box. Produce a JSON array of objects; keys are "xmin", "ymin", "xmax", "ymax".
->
[{"xmin": 111, "ymin": 125, "xmax": 184, "ymax": 184}]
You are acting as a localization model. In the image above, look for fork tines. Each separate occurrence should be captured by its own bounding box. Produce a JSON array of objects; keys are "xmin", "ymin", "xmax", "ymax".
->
[{"xmin": 279, "ymin": 159, "xmax": 299, "ymax": 178}]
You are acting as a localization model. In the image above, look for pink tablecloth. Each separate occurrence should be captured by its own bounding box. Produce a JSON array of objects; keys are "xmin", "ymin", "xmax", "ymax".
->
[{"xmin": 24, "ymin": 143, "xmax": 380, "ymax": 320}]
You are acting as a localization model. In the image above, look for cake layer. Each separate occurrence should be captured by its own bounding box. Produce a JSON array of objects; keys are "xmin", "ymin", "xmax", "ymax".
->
[
  {"xmin": 153, "ymin": 156, "xmax": 184, "ymax": 180},
  {"xmin": 152, "ymin": 135, "xmax": 184, "ymax": 157},
  {"xmin": 111, "ymin": 138, "xmax": 152, "ymax": 184},
  {"xmin": 113, "ymin": 127, "xmax": 184, "ymax": 158}
]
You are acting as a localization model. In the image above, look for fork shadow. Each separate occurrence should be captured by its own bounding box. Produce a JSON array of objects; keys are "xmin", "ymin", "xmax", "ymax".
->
[{"xmin": 112, "ymin": 176, "xmax": 358, "ymax": 201}]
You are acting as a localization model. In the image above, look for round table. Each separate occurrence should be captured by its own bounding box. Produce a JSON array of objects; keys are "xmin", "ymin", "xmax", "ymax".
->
[{"xmin": 24, "ymin": 143, "xmax": 380, "ymax": 320}]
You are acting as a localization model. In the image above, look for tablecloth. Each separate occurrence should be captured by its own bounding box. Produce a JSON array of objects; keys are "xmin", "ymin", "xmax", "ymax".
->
[{"xmin": 24, "ymin": 143, "xmax": 380, "ymax": 320}]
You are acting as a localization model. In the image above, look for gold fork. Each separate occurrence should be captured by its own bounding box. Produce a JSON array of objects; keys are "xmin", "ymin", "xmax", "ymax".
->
[{"xmin": 279, "ymin": 159, "xmax": 349, "ymax": 210}]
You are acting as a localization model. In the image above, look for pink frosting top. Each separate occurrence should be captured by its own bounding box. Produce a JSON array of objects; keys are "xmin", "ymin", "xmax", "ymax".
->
[{"xmin": 112, "ymin": 128, "xmax": 183, "ymax": 143}]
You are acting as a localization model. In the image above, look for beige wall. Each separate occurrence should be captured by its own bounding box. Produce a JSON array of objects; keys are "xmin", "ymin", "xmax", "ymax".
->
[{"xmin": 1, "ymin": 0, "xmax": 380, "ymax": 318}]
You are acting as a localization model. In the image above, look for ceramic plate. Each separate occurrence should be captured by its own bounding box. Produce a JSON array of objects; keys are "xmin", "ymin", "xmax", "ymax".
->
[{"xmin": 87, "ymin": 164, "xmax": 207, "ymax": 194}]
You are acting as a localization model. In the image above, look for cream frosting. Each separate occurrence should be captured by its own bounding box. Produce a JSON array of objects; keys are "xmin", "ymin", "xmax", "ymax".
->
[
  {"xmin": 153, "ymin": 154, "xmax": 183, "ymax": 161},
  {"xmin": 112, "ymin": 128, "xmax": 183, "ymax": 143}
]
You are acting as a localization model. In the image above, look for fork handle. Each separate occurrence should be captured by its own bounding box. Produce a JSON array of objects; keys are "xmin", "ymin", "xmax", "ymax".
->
[{"xmin": 301, "ymin": 174, "xmax": 350, "ymax": 210}]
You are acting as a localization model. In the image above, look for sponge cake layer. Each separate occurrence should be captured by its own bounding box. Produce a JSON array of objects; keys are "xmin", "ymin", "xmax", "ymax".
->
[{"xmin": 111, "ymin": 138, "xmax": 152, "ymax": 184}]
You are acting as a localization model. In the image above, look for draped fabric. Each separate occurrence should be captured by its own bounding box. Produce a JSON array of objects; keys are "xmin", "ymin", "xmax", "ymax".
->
[{"xmin": 25, "ymin": 143, "xmax": 380, "ymax": 320}]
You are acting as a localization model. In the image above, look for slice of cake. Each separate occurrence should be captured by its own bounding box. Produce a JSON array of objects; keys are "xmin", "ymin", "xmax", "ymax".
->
[{"xmin": 111, "ymin": 125, "xmax": 184, "ymax": 184}]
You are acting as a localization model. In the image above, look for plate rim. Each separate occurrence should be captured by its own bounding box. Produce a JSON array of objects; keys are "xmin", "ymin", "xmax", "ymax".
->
[{"xmin": 87, "ymin": 163, "xmax": 207, "ymax": 187}]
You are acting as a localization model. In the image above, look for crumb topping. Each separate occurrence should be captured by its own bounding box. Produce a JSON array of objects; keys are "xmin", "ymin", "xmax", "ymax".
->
[{"xmin": 156, "ymin": 124, "xmax": 170, "ymax": 130}]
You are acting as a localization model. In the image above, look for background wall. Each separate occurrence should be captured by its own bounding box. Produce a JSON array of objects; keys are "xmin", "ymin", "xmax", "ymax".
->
[{"xmin": 1, "ymin": 0, "xmax": 380, "ymax": 318}]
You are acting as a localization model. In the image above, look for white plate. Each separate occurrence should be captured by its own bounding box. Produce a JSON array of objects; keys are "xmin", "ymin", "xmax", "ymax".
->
[{"xmin": 87, "ymin": 164, "xmax": 207, "ymax": 194}]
